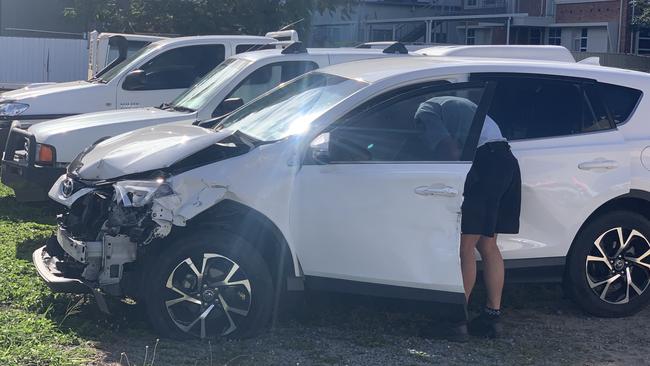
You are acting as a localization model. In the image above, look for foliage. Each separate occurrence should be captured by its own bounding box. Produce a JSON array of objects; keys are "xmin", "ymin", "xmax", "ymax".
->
[
  {"xmin": 63, "ymin": 0, "xmax": 356, "ymax": 37},
  {"xmin": 632, "ymin": 0, "xmax": 650, "ymax": 27},
  {"xmin": 0, "ymin": 186, "xmax": 91, "ymax": 365}
]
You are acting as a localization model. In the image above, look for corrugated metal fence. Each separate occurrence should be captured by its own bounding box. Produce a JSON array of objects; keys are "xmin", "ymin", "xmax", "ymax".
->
[{"xmin": 0, "ymin": 36, "xmax": 88, "ymax": 84}]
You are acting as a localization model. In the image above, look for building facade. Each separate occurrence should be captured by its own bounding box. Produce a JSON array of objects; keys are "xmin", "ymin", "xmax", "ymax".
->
[{"xmin": 310, "ymin": 0, "xmax": 646, "ymax": 55}]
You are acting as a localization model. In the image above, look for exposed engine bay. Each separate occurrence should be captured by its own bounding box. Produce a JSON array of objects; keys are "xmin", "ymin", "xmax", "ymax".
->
[{"xmin": 42, "ymin": 131, "xmax": 255, "ymax": 300}]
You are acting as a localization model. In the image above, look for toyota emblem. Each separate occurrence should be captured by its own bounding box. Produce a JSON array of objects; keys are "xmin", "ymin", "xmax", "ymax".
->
[{"xmin": 61, "ymin": 178, "xmax": 74, "ymax": 197}]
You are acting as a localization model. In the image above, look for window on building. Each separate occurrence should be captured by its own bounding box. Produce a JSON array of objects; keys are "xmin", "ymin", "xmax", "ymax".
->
[
  {"xmin": 465, "ymin": 0, "xmax": 478, "ymax": 8},
  {"xmin": 548, "ymin": 28, "xmax": 562, "ymax": 45},
  {"xmin": 574, "ymin": 28, "xmax": 588, "ymax": 52},
  {"xmin": 466, "ymin": 29, "xmax": 476, "ymax": 45},
  {"xmin": 530, "ymin": 29, "xmax": 542, "ymax": 45},
  {"xmin": 638, "ymin": 28, "xmax": 650, "ymax": 55},
  {"xmin": 472, "ymin": 75, "xmax": 614, "ymax": 140}
]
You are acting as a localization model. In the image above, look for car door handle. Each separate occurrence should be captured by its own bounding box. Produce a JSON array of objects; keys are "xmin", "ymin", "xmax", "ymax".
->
[
  {"xmin": 578, "ymin": 159, "xmax": 619, "ymax": 171},
  {"xmin": 414, "ymin": 185, "xmax": 458, "ymax": 197}
]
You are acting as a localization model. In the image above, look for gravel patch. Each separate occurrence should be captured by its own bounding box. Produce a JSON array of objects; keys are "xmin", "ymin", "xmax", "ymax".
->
[{"xmin": 83, "ymin": 284, "xmax": 650, "ymax": 365}]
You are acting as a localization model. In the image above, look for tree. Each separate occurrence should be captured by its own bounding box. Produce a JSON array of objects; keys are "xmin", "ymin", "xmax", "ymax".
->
[
  {"xmin": 631, "ymin": 0, "xmax": 650, "ymax": 28},
  {"xmin": 63, "ymin": 0, "xmax": 355, "ymax": 37}
]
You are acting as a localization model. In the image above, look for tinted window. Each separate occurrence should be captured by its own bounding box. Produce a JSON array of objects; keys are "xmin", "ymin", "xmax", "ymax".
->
[
  {"xmin": 597, "ymin": 82, "xmax": 642, "ymax": 124},
  {"xmin": 226, "ymin": 61, "xmax": 319, "ymax": 104},
  {"xmin": 107, "ymin": 40, "xmax": 150, "ymax": 66},
  {"xmin": 326, "ymin": 83, "xmax": 486, "ymax": 162},
  {"xmin": 235, "ymin": 44, "xmax": 271, "ymax": 53},
  {"xmin": 483, "ymin": 77, "xmax": 613, "ymax": 140},
  {"xmin": 125, "ymin": 44, "xmax": 225, "ymax": 91}
]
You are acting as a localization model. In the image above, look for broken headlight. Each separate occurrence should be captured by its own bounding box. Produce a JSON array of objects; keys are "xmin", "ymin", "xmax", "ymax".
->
[{"xmin": 114, "ymin": 179, "xmax": 173, "ymax": 207}]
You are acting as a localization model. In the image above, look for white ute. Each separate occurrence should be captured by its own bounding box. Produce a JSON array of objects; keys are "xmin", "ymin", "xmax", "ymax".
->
[
  {"xmin": 0, "ymin": 33, "xmax": 290, "ymax": 147},
  {"xmin": 1, "ymin": 42, "xmax": 411, "ymax": 201},
  {"xmin": 39, "ymin": 52, "xmax": 650, "ymax": 340}
]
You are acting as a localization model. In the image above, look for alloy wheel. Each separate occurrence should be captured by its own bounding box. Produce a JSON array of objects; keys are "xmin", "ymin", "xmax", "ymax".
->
[
  {"xmin": 164, "ymin": 253, "xmax": 252, "ymax": 338},
  {"xmin": 585, "ymin": 227, "xmax": 650, "ymax": 305}
]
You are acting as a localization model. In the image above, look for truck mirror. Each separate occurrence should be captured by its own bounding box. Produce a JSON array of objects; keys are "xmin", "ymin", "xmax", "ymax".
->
[
  {"xmin": 123, "ymin": 70, "xmax": 147, "ymax": 90},
  {"xmin": 212, "ymin": 97, "xmax": 244, "ymax": 118},
  {"xmin": 310, "ymin": 132, "xmax": 331, "ymax": 164}
]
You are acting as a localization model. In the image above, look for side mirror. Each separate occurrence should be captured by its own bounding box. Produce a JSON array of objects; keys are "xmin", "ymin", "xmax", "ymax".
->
[
  {"xmin": 309, "ymin": 132, "xmax": 330, "ymax": 164},
  {"xmin": 212, "ymin": 97, "xmax": 244, "ymax": 118},
  {"xmin": 123, "ymin": 69, "xmax": 147, "ymax": 90}
]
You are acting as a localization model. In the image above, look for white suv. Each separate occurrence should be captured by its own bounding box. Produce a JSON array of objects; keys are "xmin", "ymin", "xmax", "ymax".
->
[{"xmin": 38, "ymin": 55, "xmax": 650, "ymax": 339}]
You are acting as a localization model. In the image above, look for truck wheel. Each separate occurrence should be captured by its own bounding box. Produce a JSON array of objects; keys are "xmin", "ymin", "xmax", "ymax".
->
[
  {"xmin": 144, "ymin": 230, "xmax": 274, "ymax": 339},
  {"xmin": 566, "ymin": 211, "xmax": 650, "ymax": 317}
]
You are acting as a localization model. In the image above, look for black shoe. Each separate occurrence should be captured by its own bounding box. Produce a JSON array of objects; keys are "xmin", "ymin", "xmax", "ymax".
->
[
  {"xmin": 419, "ymin": 322, "xmax": 469, "ymax": 343},
  {"xmin": 468, "ymin": 313, "xmax": 502, "ymax": 339}
]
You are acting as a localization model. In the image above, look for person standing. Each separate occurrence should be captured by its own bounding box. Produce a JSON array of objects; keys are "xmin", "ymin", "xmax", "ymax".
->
[{"xmin": 415, "ymin": 96, "xmax": 521, "ymax": 341}]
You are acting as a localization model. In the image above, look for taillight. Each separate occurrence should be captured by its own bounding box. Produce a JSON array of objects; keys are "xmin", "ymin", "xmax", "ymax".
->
[{"xmin": 35, "ymin": 144, "xmax": 56, "ymax": 165}]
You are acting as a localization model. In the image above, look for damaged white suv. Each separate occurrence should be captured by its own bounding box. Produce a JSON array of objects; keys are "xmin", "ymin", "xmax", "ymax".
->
[{"xmin": 37, "ymin": 56, "xmax": 650, "ymax": 339}]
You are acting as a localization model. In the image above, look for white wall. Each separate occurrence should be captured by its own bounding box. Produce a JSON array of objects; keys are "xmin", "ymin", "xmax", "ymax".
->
[{"xmin": 0, "ymin": 36, "xmax": 88, "ymax": 84}]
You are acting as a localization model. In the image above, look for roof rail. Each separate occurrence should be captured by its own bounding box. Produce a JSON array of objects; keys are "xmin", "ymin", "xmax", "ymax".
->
[
  {"xmin": 415, "ymin": 45, "xmax": 575, "ymax": 63},
  {"xmin": 281, "ymin": 41, "xmax": 307, "ymax": 54},
  {"xmin": 382, "ymin": 42, "xmax": 409, "ymax": 54}
]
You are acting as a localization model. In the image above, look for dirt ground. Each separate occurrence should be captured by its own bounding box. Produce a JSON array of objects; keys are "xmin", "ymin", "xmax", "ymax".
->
[{"xmin": 85, "ymin": 284, "xmax": 650, "ymax": 366}]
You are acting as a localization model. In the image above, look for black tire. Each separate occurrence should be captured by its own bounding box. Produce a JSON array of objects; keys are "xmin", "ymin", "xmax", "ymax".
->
[
  {"xmin": 143, "ymin": 229, "xmax": 274, "ymax": 339},
  {"xmin": 567, "ymin": 211, "xmax": 650, "ymax": 317}
]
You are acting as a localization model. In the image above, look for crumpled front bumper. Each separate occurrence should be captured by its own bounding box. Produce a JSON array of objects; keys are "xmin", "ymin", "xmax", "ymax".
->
[
  {"xmin": 33, "ymin": 243, "xmax": 90, "ymax": 294},
  {"xmin": 32, "ymin": 236, "xmax": 111, "ymax": 313}
]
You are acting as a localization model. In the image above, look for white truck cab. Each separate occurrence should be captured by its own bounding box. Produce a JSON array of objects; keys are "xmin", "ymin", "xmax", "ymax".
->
[
  {"xmin": 0, "ymin": 35, "xmax": 278, "ymax": 127},
  {"xmin": 1, "ymin": 42, "xmax": 410, "ymax": 201},
  {"xmin": 87, "ymin": 31, "xmax": 168, "ymax": 80}
]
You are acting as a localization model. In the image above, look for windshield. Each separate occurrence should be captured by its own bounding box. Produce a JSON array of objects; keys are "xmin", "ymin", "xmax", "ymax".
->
[
  {"xmin": 219, "ymin": 72, "xmax": 367, "ymax": 142},
  {"xmin": 171, "ymin": 58, "xmax": 252, "ymax": 111},
  {"xmin": 95, "ymin": 43, "xmax": 159, "ymax": 83}
]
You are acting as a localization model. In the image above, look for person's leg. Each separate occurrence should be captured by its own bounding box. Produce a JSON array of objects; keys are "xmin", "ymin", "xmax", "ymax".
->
[
  {"xmin": 476, "ymin": 235, "xmax": 504, "ymax": 310},
  {"xmin": 460, "ymin": 233, "xmax": 482, "ymax": 302}
]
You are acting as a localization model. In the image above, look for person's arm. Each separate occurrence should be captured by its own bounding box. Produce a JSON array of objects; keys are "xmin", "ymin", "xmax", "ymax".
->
[{"xmin": 435, "ymin": 136, "xmax": 462, "ymax": 160}]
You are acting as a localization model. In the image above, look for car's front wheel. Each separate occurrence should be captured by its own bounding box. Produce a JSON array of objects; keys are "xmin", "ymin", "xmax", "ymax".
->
[
  {"xmin": 144, "ymin": 230, "xmax": 274, "ymax": 339},
  {"xmin": 567, "ymin": 211, "xmax": 650, "ymax": 317}
]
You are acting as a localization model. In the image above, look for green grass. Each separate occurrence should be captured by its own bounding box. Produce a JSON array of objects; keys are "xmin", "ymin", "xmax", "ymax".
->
[{"xmin": 0, "ymin": 184, "xmax": 92, "ymax": 365}]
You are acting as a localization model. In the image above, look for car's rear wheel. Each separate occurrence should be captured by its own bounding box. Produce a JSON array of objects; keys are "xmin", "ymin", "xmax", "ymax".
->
[
  {"xmin": 144, "ymin": 230, "xmax": 274, "ymax": 339},
  {"xmin": 567, "ymin": 211, "xmax": 650, "ymax": 317}
]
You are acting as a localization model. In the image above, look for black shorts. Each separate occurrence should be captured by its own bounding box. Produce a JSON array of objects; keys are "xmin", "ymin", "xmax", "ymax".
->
[{"xmin": 461, "ymin": 141, "xmax": 521, "ymax": 237}]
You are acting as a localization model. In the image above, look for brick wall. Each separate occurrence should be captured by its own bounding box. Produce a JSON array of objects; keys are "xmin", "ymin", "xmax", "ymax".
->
[
  {"xmin": 555, "ymin": 1, "xmax": 621, "ymax": 23},
  {"xmin": 517, "ymin": 0, "xmax": 545, "ymax": 17}
]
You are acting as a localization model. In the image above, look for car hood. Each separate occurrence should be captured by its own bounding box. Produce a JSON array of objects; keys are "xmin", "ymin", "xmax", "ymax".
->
[
  {"xmin": 72, "ymin": 124, "xmax": 234, "ymax": 180},
  {"xmin": 30, "ymin": 107, "xmax": 193, "ymax": 162},
  {"xmin": 0, "ymin": 81, "xmax": 111, "ymax": 116},
  {"xmin": 0, "ymin": 81, "xmax": 97, "ymax": 101}
]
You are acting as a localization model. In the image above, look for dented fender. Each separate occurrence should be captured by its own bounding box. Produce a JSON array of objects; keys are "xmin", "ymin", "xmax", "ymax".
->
[{"xmin": 150, "ymin": 179, "xmax": 230, "ymax": 235}]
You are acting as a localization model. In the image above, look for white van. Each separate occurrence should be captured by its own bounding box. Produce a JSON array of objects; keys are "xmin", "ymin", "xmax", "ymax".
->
[{"xmin": 1, "ymin": 42, "xmax": 410, "ymax": 201}]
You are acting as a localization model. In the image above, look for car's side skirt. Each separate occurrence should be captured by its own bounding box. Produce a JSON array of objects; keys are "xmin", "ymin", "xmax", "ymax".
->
[{"xmin": 499, "ymin": 256, "xmax": 566, "ymax": 283}]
